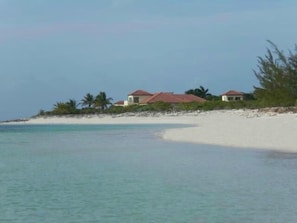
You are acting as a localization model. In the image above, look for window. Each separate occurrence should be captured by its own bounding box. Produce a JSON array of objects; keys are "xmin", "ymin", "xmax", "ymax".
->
[
  {"xmin": 133, "ymin": 97, "xmax": 139, "ymax": 103},
  {"xmin": 227, "ymin": 97, "xmax": 233, "ymax": 101},
  {"xmin": 235, "ymin": 97, "xmax": 242, "ymax": 101}
]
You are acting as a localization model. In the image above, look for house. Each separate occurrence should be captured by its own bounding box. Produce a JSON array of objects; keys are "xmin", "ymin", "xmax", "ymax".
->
[
  {"xmin": 144, "ymin": 92, "xmax": 206, "ymax": 104},
  {"xmin": 126, "ymin": 90, "xmax": 153, "ymax": 106},
  {"xmin": 221, "ymin": 90, "xmax": 244, "ymax": 101},
  {"xmin": 116, "ymin": 90, "xmax": 206, "ymax": 106}
]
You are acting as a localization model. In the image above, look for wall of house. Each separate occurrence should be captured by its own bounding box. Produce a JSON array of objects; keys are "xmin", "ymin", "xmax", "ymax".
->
[
  {"xmin": 222, "ymin": 95, "xmax": 243, "ymax": 101},
  {"xmin": 127, "ymin": 95, "xmax": 151, "ymax": 105}
]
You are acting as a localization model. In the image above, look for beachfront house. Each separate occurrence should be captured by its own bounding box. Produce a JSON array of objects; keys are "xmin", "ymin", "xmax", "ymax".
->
[
  {"xmin": 126, "ymin": 90, "xmax": 153, "ymax": 106},
  {"xmin": 221, "ymin": 90, "xmax": 244, "ymax": 101},
  {"xmin": 143, "ymin": 92, "xmax": 206, "ymax": 104},
  {"xmin": 116, "ymin": 89, "xmax": 206, "ymax": 106}
]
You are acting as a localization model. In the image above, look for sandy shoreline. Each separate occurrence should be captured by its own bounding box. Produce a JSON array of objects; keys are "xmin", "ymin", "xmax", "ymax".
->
[{"xmin": 2, "ymin": 110, "xmax": 297, "ymax": 152}]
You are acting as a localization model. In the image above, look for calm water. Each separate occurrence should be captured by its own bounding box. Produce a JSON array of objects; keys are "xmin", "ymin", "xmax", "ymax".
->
[{"xmin": 0, "ymin": 124, "xmax": 297, "ymax": 223}]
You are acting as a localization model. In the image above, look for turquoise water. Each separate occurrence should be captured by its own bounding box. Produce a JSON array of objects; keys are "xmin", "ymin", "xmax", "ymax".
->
[{"xmin": 1, "ymin": 124, "xmax": 297, "ymax": 222}]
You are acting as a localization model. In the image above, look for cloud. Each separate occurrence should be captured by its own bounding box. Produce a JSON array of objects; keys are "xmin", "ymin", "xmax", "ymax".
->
[
  {"xmin": 1, "ymin": 3, "xmax": 297, "ymax": 44},
  {"xmin": 0, "ymin": 12, "xmax": 233, "ymax": 43}
]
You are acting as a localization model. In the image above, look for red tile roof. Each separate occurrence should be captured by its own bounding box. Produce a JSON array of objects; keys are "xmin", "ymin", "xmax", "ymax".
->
[
  {"xmin": 143, "ymin": 92, "xmax": 206, "ymax": 104},
  {"xmin": 114, "ymin": 100, "xmax": 124, "ymax": 105},
  {"xmin": 175, "ymin": 94, "xmax": 206, "ymax": 102},
  {"xmin": 221, "ymin": 90, "xmax": 243, "ymax": 96},
  {"xmin": 128, "ymin": 90, "xmax": 153, "ymax": 96}
]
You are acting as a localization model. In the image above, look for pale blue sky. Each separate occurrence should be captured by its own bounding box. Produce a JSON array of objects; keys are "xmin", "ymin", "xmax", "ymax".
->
[{"xmin": 1, "ymin": 1, "xmax": 297, "ymax": 120}]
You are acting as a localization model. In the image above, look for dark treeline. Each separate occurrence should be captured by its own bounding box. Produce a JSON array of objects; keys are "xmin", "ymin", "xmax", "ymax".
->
[
  {"xmin": 38, "ymin": 92, "xmax": 113, "ymax": 116},
  {"xmin": 38, "ymin": 41, "xmax": 297, "ymax": 116}
]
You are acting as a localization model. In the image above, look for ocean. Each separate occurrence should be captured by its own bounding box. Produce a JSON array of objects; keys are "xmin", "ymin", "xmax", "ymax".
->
[{"xmin": 0, "ymin": 124, "xmax": 297, "ymax": 222}]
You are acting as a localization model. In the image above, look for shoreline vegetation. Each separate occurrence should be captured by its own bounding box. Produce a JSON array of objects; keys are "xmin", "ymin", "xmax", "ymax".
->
[{"xmin": 1, "ymin": 106, "xmax": 297, "ymax": 123}]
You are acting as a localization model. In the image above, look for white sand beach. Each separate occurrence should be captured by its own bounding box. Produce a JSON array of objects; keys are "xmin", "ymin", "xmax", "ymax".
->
[{"xmin": 7, "ymin": 109, "xmax": 297, "ymax": 152}]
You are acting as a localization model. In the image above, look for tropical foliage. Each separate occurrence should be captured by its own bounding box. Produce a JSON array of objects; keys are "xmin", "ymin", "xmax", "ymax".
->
[
  {"xmin": 94, "ymin": 92, "xmax": 113, "ymax": 111},
  {"xmin": 185, "ymin": 86, "xmax": 211, "ymax": 99},
  {"xmin": 52, "ymin": 99, "xmax": 79, "ymax": 114},
  {"xmin": 47, "ymin": 92, "xmax": 113, "ymax": 115},
  {"xmin": 254, "ymin": 41, "xmax": 297, "ymax": 106},
  {"xmin": 81, "ymin": 93, "xmax": 95, "ymax": 108},
  {"xmin": 184, "ymin": 86, "xmax": 221, "ymax": 101}
]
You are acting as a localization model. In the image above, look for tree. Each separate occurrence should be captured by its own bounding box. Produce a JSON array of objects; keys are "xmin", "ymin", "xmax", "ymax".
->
[
  {"xmin": 53, "ymin": 99, "xmax": 78, "ymax": 114},
  {"xmin": 254, "ymin": 41, "xmax": 297, "ymax": 105},
  {"xmin": 185, "ymin": 85, "xmax": 211, "ymax": 99},
  {"xmin": 81, "ymin": 93, "xmax": 95, "ymax": 108},
  {"xmin": 94, "ymin": 92, "xmax": 113, "ymax": 111},
  {"xmin": 53, "ymin": 102, "xmax": 69, "ymax": 114},
  {"xmin": 243, "ymin": 93, "xmax": 256, "ymax": 101},
  {"xmin": 66, "ymin": 99, "xmax": 79, "ymax": 113}
]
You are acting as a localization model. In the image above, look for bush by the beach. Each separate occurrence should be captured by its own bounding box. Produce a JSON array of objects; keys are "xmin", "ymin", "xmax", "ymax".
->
[
  {"xmin": 36, "ymin": 99, "xmax": 297, "ymax": 117},
  {"xmin": 254, "ymin": 41, "xmax": 297, "ymax": 105},
  {"xmin": 104, "ymin": 100, "xmax": 296, "ymax": 114}
]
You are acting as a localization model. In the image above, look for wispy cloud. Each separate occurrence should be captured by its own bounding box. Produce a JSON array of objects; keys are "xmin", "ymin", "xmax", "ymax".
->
[
  {"xmin": 0, "ymin": 12, "xmax": 233, "ymax": 43},
  {"xmin": 3, "ymin": 3, "xmax": 297, "ymax": 44}
]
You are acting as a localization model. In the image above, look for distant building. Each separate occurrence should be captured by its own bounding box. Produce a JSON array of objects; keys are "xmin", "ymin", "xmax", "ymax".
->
[
  {"xmin": 221, "ymin": 90, "xmax": 244, "ymax": 102},
  {"xmin": 126, "ymin": 90, "xmax": 153, "ymax": 106},
  {"xmin": 144, "ymin": 92, "xmax": 205, "ymax": 104},
  {"xmin": 113, "ymin": 101, "xmax": 125, "ymax": 106},
  {"xmin": 115, "ymin": 89, "xmax": 206, "ymax": 106}
]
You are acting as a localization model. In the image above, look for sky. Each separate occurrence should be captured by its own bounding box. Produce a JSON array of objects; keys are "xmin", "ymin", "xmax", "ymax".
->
[{"xmin": 1, "ymin": 0, "xmax": 297, "ymax": 120}]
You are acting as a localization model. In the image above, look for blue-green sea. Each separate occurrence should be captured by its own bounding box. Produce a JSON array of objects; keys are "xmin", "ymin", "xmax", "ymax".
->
[{"xmin": 1, "ymin": 124, "xmax": 297, "ymax": 222}]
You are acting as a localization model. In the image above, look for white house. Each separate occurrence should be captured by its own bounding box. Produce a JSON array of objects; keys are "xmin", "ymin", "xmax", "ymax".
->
[{"xmin": 221, "ymin": 90, "xmax": 244, "ymax": 102}]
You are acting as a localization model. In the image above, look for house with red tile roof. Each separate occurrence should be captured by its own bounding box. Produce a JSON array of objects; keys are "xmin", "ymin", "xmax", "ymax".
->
[
  {"xmin": 126, "ymin": 90, "xmax": 153, "ymax": 105},
  {"xmin": 144, "ymin": 92, "xmax": 206, "ymax": 104},
  {"xmin": 118, "ymin": 90, "xmax": 206, "ymax": 106},
  {"xmin": 221, "ymin": 90, "xmax": 244, "ymax": 101}
]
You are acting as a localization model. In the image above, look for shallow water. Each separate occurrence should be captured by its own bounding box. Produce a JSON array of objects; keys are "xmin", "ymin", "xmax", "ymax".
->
[{"xmin": 1, "ymin": 124, "xmax": 297, "ymax": 222}]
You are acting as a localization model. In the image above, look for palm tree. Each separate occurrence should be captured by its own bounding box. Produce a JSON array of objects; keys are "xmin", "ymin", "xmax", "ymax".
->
[
  {"xmin": 66, "ymin": 99, "xmax": 78, "ymax": 113},
  {"xmin": 196, "ymin": 86, "xmax": 211, "ymax": 98},
  {"xmin": 53, "ymin": 102, "xmax": 69, "ymax": 114},
  {"xmin": 81, "ymin": 93, "xmax": 95, "ymax": 108},
  {"xmin": 94, "ymin": 92, "xmax": 113, "ymax": 111},
  {"xmin": 185, "ymin": 85, "xmax": 211, "ymax": 99},
  {"xmin": 52, "ymin": 99, "xmax": 78, "ymax": 114}
]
